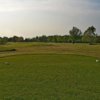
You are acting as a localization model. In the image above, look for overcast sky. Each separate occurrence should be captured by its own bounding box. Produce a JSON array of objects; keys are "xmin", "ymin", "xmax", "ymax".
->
[{"xmin": 0, "ymin": 0, "xmax": 100, "ymax": 37}]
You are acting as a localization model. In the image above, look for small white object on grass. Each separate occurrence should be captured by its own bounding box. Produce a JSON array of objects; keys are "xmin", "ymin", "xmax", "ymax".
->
[{"xmin": 96, "ymin": 60, "xmax": 99, "ymax": 63}]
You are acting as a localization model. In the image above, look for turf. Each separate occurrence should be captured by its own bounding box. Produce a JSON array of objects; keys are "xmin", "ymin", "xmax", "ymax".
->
[{"xmin": 0, "ymin": 54, "xmax": 100, "ymax": 100}]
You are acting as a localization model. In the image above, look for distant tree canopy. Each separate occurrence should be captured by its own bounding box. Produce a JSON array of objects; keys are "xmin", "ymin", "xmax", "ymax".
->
[
  {"xmin": 8, "ymin": 36, "xmax": 24, "ymax": 42},
  {"xmin": 82, "ymin": 26, "xmax": 97, "ymax": 44},
  {"xmin": 0, "ymin": 26, "xmax": 100, "ymax": 44},
  {"xmin": 69, "ymin": 27, "xmax": 82, "ymax": 43},
  {"xmin": 0, "ymin": 37, "xmax": 8, "ymax": 45}
]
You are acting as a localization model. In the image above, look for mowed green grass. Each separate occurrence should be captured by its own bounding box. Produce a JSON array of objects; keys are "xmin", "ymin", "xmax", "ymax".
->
[{"xmin": 0, "ymin": 54, "xmax": 100, "ymax": 100}]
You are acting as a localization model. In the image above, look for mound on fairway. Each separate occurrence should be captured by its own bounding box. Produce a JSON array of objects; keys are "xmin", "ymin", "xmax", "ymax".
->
[{"xmin": 0, "ymin": 54, "xmax": 100, "ymax": 100}]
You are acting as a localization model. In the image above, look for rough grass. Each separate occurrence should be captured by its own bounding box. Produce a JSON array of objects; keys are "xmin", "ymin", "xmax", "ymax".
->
[{"xmin": 0, "ymin": 42, "xmax": 100, "ymax": 58}]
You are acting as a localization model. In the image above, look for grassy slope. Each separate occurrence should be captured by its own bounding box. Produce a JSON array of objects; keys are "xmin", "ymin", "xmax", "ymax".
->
[{"xmin": 0, "ymin": 54, "xmax": 100, "ymax": 100}]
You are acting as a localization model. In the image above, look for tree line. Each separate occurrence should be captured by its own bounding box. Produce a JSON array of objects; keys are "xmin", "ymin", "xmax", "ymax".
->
[{"xmin": 0, "ymin": 26, "xmax": 100, "ymax": 44}]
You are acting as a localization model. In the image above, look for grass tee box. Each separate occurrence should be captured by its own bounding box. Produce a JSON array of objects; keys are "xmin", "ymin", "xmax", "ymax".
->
[{"xmin": 0, "ymin": 54, "xmax": 100, "ymax": 100}]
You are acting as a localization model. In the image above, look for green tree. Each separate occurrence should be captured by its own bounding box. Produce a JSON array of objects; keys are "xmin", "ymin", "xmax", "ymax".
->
[
  {"xmin": 82, "ymin": 26, "xmax": 96, "ymax": 44},
  {"xmin": 0, "ymin": 37, "xmax": 8, "ymax": 45},
  {"xmin": 69, "ymin": 27, "xmax": 82, "ymax": 43}
]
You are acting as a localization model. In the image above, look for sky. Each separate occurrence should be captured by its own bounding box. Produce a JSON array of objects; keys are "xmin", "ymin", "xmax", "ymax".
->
[{"xmin": 0, "ymin": 0, "xmax": 100, "ymax": 37}]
